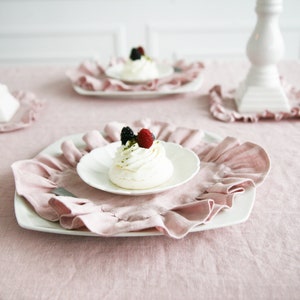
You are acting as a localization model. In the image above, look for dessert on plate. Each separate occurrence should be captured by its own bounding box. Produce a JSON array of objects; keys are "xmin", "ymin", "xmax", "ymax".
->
[
  {"xmin": 105, "ymin": 46, "xmax": 174, "ymax": 83},
  {"xmin": 109, "ymin": 126, "xmax": 174, "ymax": 189},
  {"xmin": 120, "ymin": 47, "xmax": 160, "ymax": 82}
]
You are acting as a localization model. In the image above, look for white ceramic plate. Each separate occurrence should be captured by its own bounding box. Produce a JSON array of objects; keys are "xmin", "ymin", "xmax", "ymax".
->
[
  {"xmin": 105, "ymin": 62, "xmax": 174, "ymax": 84},
  {"xmin": 73, "ymin": 74, "xmax": 203, "ymax": 99},
  {"xmin": 77, "ymin": 141, "xmax": 200, "ymax": 196},
  {"xmin": 14, "ymin": 132, "xmax": 256, "ymax": 237}
]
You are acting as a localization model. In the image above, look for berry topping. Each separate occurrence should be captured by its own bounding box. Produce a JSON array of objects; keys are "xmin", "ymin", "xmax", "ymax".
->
[
  {"xmin": 137, "ymin": 128, "xmax": 155, "ymax": 149},
  {"xmin": 120, "ymin": 126, "xmax": 155, "ymax": 149},
  {"xmin": 121, "ymin": 126, "xmax": 136, "ymax": 145},
  {"xmin": 129, "ymin": 48, "xmax": 141, "ymax": 61},
  {"xmin": 137, "ymin": 46, "xmax": 145, "ymax": 56}
]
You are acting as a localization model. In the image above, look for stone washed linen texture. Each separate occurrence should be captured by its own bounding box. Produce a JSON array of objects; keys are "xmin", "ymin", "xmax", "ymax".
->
[
  {"xmin": 12, "ymin": 120, "xmax": 270, "ymax": 238},
  {"xmin": 0, "ymin": 90, "xmax": 44, "ymax": 132},
  {"xmin": 66, "ymin": 59, "xmax": 204, "ymax": 92},
  {"xmin": 0, "ymin": 61, "xmax": 299, "ymax": 299}
]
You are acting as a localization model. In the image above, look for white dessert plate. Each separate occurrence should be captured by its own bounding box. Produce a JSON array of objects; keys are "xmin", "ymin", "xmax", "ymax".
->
[
  {"xmin": 72, "ymin": 74, "xmax": 203, "ymax": 99},
  {"xmin": 14, "ymin": 131, "xmax": 256, "ymax": 237},
  {"xmin": 105, "ymin": 62, "xmax": 174, "ymax": 84},
  {"xmin": 77, "ymin": 141, "xmax": 200, "ymax": 196}
]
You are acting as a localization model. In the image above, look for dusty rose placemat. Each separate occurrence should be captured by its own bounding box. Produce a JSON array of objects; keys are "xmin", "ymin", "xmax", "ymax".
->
[
  {"xmin": 66, "ymin": 59, "xmax": 204, "ymax": 92},
  {"xmin": 0, "ymin": 90, "xmax": 44, "ymax": 133},
  {"xmin": 12, "ymin": 120, "xmax": 270, "ymax": 238},
  {"xmin": 209, "ymin": 83, "xmax": 300, "ymax": 122}
]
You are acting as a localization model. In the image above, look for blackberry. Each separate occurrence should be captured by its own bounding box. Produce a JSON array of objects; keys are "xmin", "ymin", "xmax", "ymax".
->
[
  {"xmin": 129, "ymin": 48, "xmax": 141, "ymax": 61},
  {"xmin": 121, "ymin": 126, "xmax": 136, "ymax": 145}
]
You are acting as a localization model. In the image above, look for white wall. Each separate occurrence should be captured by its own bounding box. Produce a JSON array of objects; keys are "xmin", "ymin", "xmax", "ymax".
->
[{"xmin": 0, "ymin": 0, "xmax": 299, "ymax": 64}]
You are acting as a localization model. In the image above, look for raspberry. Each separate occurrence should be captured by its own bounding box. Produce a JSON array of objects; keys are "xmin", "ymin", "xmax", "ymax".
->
[
  {"xmin": 129, "ymin": 48, "xmax": 141, "ymax": 61},
  {"xmin": 121, "ymin": 126, "xmax": 136, "ymax": 145},
  {"xmin": 137, "ymin": 128, "xmax": 155, "ymax": 149},
  {"xmin": 137, "ymin": 46, "xmax": 145, "ymax": 56}
]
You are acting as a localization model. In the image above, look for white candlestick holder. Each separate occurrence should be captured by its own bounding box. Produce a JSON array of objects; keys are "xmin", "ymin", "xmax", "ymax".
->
[{"xmin": 235, "ymin": 0, "xmax": 290, "ymax": 113}]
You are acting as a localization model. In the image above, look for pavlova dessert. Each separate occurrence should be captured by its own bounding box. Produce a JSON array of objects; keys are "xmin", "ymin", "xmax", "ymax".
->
[
  {"xmin": 120, "ymin": 46, "xmax": 160, "ymax": 82},
  {"xmin": 109, "ymin": 126, "xmax": 173, "ymax": 189}
]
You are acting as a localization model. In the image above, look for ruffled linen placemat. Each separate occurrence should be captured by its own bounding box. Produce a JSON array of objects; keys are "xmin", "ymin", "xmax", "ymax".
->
[
  {"xmin": 0, "ymin": 91, "xmax": 44, "ymax": 133},
  {"xmin": 66, "ymin": 59, "xmax": 204, "ymax": 92},
  {"xmin": 209, "ymin": 83, "xmax": 300, "ymax": 122},
  {"xmin": 12, "ymin": 120, "xmax": 270, "ymax": 238}
]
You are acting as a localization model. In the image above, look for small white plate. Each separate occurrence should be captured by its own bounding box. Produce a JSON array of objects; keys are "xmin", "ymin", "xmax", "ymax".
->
[
  {"xmin": 14, "ymin": 131, "xmax": 256, "ymax": 237},
  {"xmin": 105, "ymin": 62, "xmax": 174, "ymax": 84},
  {"xmin": 73, "ymin": 74, "xmax": 203, "ymax": 99},
  {"xmin": 77, "ymin": 141, "xmax": 200, "ymax": 196}
]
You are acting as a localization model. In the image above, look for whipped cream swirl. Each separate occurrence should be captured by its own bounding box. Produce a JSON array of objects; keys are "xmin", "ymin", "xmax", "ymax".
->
[
  {"xmin": 109, "ymin": 141, "xmax": 173, "ymax": 190},
  {"xmin": 120, "ymin": 56, "xmax": 159, "ymax": 81}
]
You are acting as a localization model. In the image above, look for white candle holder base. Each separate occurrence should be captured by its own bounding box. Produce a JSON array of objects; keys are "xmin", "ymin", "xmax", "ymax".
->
[
  {"xmin": 235, "ymin": 83, "xmax": 291, "ymax": 113},
  {"xmin": 235, "ymin": 0, "xmax": 291, "ymax": 114}
]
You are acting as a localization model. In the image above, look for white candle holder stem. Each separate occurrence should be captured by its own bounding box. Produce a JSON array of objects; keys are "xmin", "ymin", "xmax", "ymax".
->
[{"xmin": 235, "ymin": 0, "xmax": 290, "ymax": 113}]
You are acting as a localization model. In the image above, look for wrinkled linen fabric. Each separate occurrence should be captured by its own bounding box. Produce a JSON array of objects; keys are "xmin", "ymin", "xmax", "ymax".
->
[
  {"xmin": 209, "ymin": 83, "xmax": 300, "ymax": 122},
  {"xmin": 12, "ymin": 120, "xmax": 270, "ymax": 238},
  {"xmin": 0, "ymin": 90, "xmax": 44, "ymax": 132},
  {"xmin": 66, "ymin": 59, "xmax": 204, "ymax": 92}
]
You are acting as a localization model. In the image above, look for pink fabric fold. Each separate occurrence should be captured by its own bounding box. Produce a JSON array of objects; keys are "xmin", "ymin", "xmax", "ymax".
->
[
  {"xmin": 66, "ymin": 59, "xmax": 204, "ymax": 92},
  {"xmin": 11, "ymin": 120, "xmax": 270, "ymax": 238},
  {"xmin": 0, "ymin": 91, "xmax": 44, "ymax": 133},
  {"xmin": 209, "ymin": 84, "xmax": 300, "ymax": 122}
]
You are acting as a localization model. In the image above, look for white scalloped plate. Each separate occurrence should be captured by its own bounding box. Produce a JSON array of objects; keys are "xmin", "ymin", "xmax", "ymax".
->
[
  {"xmin": 14, "ymin": 131, "xmax": 256, "ymax": 237},
  {"xmin": 72, "ymin": 74, "xmax": 203, "ymax": 98}
]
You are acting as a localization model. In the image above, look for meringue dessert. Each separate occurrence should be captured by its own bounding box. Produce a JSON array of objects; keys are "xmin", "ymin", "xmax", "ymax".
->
[
  {"xmin": 0, "ymin": 83, "xmax": 20, "ymax": 122},
  {"xmin": 109, "ymin": 127, "xmax": 173, "ymax": 190},
  {"xmin": 120, "ymin": 47, "xmax": 159, "ymax": 82}
]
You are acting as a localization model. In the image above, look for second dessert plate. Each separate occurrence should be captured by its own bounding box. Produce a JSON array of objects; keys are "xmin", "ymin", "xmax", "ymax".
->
[
  {"xmin": 72, "ymin": 73, "xmax": 203, "ymax": 99},
  {"xmin": 77, "ymin": 141, "xmax": 200, "ymax": 196}
]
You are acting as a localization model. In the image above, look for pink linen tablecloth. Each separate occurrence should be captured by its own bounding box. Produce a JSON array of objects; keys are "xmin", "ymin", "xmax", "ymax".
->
[{"xmin": 0, "ymin": 60, "xmax": 299, "ymax": 299}]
